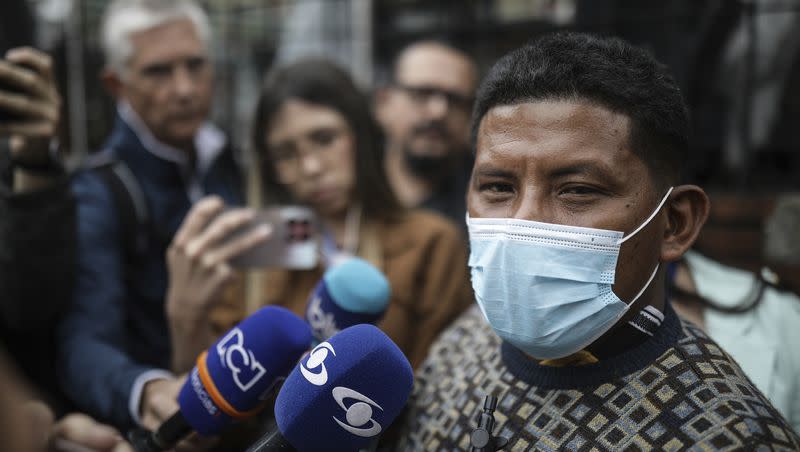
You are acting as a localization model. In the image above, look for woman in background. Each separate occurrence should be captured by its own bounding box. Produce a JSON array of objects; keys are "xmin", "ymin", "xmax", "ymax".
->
[{"xmin": 166, "ymin": 59, "xmax": 472, "ymax": 370}]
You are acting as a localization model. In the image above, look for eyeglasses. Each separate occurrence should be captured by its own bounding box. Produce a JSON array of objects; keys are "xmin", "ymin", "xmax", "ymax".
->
[{"xmin": 393, "ymin": 83, "xmax": 474, "ymax": 113}]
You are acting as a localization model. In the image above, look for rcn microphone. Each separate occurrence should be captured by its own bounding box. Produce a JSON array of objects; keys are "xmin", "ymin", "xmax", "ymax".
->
[
  {"xmin": 247, "ymin": 324, "xmax": 413, "ymax": 452},
  {"xmin": 305, "ymin": 257, "xmax": 391, "ymax": 341},
  {"xmin": 130, "ymin": 306, "xmax": 313, "ymax": 452}
]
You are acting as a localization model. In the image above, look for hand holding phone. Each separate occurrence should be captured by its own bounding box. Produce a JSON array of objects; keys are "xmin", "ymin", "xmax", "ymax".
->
[
  {"xmin": 167, "ymin": 197, "xmax": 274, "ymax": 371},
  {"xmin": 0, "ymin": 47, "xmax": 61, "ymax": 165}
]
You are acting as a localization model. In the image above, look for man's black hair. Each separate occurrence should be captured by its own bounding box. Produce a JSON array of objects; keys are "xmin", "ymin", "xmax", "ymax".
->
[{"xmin": 472, "ymin": 32, "xmax": 689, "ymax": 186}]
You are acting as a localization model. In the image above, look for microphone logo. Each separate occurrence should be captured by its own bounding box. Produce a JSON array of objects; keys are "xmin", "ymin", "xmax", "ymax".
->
[
  {"xmin": 216, "ymin": 328, "xmax": 267, "ymax": 392},
  {"xmin": 306, "ymin": 295, "xmax": 339, "ymax": 339},
  {"xmin": 331, "ymin": 386, "xmax": 383, "ymax": 438},
  {"xmin": 300, "ymin": 341, "xmax": 336, "ymax": 386}
]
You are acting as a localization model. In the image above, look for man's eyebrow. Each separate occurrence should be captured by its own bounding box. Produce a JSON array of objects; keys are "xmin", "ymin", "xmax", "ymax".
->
[
  {"xmin": 473, "ymin": 167, "xmax": 515, "ymax": 179},
  {"xmin": 549, "ymin": 163, "xmax": 614, "ymax": 180}
]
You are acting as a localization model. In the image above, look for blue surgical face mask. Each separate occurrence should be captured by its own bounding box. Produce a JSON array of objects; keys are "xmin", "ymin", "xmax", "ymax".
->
[{"xmin": 467, "ymin": 188, "xmax": 673, "ymax": 360}]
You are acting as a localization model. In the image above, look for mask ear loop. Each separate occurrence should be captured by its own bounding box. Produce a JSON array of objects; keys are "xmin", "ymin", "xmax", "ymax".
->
[
  {"xmin": 617, "ymin": 187, "xmax": 674, "ymax": 245},
  {"xmin": 628, "ymin": 263, "xmax": 660, "ymax": 305}
]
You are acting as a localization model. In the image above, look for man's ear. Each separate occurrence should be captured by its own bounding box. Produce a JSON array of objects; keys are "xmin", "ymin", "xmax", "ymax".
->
[
  {"xmin": 661, "ymin": 184, "xmax": 710, "ymax": 262},
  {"xmin": 101, "ymin": 68, "xmax": 124, "ymax": 100}
]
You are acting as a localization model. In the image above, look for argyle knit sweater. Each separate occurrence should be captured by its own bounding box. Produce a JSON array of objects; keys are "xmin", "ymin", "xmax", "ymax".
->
[{"xmin": 398, "ymin": 303, "xmax": 800, "ymax": 451}]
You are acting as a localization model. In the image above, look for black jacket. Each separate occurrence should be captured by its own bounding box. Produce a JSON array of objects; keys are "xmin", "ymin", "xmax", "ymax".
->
[{"xmin": 0, "ymin": 145, "xmax": 76, "ymax": 415}]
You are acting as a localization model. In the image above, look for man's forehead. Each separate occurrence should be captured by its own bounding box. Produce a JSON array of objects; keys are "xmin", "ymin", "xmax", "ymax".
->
[
  {"xmin": 479, "ymin": 100, "xmax": 630, "ymax": 144},
  {"xmin": 475, "ymin": 100, "xmax": 635, "ymax": 167},
  {"xmin": 395, "ymin": 44, "xmax": 477, "ymax": 93},
  {"xmin": 129, "ymin": 18, "xmax": 207, "ymax": 65}
]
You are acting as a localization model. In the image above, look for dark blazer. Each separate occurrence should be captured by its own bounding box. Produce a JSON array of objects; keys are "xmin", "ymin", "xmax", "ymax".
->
[{"xmin": 57, "ymin": 116, "xmax": 242, "ymax": 429}]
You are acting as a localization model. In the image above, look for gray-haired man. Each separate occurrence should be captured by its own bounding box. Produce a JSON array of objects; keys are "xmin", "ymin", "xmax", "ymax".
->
[{"xmin": 57, "ymin": 0, "xmax": 243, "ymax": 432}]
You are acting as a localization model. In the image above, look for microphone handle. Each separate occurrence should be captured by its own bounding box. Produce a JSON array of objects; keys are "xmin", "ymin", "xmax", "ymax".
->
[
  {"xmin": 129, "ymin": 410, "xmax": 193, "ymax": 452},
  {"xmin": 245, "ymin": 427, "xmax": 296, "ymax": 452},
  {"xmin": 154, "ymin": 409, "xmax": 194, "ymax": 449}
]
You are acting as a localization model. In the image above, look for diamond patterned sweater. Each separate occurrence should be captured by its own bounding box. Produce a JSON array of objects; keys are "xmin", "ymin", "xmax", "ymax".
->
[{"xmin": 399, "ymin": 303, "xmax": 800, "ymax": 451}]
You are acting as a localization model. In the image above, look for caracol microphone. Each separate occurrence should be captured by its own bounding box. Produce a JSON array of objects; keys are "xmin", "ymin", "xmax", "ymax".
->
[
  {"xmin": 246, "ymin": 324, "xmax": 413, "ymax": 452},
  {"xmin": 129, "ymin": 306, "xmax": 312, "ymax": 452},
  {"xmin": 305, "ymin": 257, "xmax": 391, "ymax": 341}
]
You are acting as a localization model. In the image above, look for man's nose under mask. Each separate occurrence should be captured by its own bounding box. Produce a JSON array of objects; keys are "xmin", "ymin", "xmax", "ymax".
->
[{"xmin": 466, "ymin": 187, "xmax": 673, "ymax": 359}]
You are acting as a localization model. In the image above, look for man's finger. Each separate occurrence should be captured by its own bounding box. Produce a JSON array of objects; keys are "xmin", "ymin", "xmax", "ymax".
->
[
  {"xmin": 112, "ymin": 441, "xmax": 135, "ymax": 452},
  {"xmin": 0, "ymin": 90, "xmax": 58, "ymax": 121},
  {"xmin": 149, "ymin": 392, "xmax": 180, "ymax": 424},
  {"xmin": 23, "ymin": 401, "xmax": 54, "ymax": 450},
  {"xmin": 172, "ymin": 196, "xmax": 225, "ymax": 248},
  {"xmin": 0, "ymin": 121, "xmax": 57, "ymax": 138},
  {"xmin": 5, "ymin": 46, "xmax": 54, "ymax": 81},
  {"xmin": 51, "ymin": 413, "xmax": 122, "ymax": 451},
  {"xmin": 0, "ymin": 60, "xmax": 52, "ymax": 101}
]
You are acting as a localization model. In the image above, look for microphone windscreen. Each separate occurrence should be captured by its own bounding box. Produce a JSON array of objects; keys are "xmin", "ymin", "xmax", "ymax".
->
[
  {"xmin": 178, "ymin": 306, "xmax": 312, "ymax": 435},
  {"xmin": 306, "ymin": 257, "xmax": 391, "ymax": 340},
  {"xmin": 275, "ymin": 324, "xmax": 413, "ymax": 451}
]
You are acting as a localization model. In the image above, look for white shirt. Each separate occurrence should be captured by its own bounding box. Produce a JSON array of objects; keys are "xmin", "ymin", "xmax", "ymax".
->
[{"xmin": 118, "ymin": 101, "xmax": 227, "ymax": 202}]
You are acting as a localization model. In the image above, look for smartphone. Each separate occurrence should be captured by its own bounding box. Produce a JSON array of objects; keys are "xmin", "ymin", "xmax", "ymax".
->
[{"xmin": 228, "ymin": 205, "xmax": 320, "ymax": 270}]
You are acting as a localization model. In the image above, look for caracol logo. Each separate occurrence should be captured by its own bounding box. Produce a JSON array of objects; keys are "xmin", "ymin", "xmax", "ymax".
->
[
  {"xmin": 306, "ymin": 295, "xmax": 339, "ymax": 339},
  {"xmin": 300, "ymin": 341, "xmax": 335, "ymax": 386},
  {"xmin": 216, "ymin": 328, "xmax": 266, "ymax": 392},
  {"xmin": 331, "ymin": 386, "xmax": 383, "ymax": 438}
]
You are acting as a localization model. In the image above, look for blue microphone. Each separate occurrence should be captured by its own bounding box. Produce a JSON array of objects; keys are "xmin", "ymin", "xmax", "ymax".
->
[
  {"xmin": 247, "ymin": 324, "xmax": 413, "ymax": 452},
  {"xmin": 130, "ymin": 306, "xmax": 312, "ymax": 451},
  {"xmin": 305, "ymin": 257, "xmax": 391, "ymax": 341}
]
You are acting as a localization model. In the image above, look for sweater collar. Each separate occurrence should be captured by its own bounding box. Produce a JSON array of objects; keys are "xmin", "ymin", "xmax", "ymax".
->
[{"xmin": 500, "ymin": 301, "xmax": 683, "ymax": 389}]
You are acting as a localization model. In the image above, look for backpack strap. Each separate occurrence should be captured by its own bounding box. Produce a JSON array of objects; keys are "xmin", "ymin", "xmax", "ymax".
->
[{"xmin": 87, "ymin": 154, "xmax": 149, "ymax": 261}]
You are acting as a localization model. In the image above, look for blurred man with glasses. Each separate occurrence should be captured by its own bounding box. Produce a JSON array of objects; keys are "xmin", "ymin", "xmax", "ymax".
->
[{"xmin": 375, "ymin": 41, "xmax": 478, "ymax": 228}]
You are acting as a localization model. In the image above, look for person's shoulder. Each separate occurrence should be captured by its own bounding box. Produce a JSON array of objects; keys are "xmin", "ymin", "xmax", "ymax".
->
[
  {"xmin": 70, "ymin": 165, "xmax": 111, "ymax": 200},
  {"xmin": 390, "ymin": 208, "xmax": 464, "ymax": 240},
  {"xmin": 377, "ymin": 209, "xmax": 465, "ymax": 258},
  {"xmin": 758, "ymin": 284, "xmax": 800, "ymax": 345},
  {"xmin": 417, "ymin": 304, "xmax": 497, "ymax": 371},
  {"xmin": 69, "ymin": 153, "xmax": 124, "ymax": 227},
  {"xmin": 667, "ymin": 322, "xmax": 800, "ymax": 447},
  {"xmin": 684, "ymin": 250, "xmax": 754, "ymax": 290}
]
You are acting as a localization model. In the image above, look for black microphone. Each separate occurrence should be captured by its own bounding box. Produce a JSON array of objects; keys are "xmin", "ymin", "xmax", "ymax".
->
[{"xmin": 469, "ymin": 395, "xmax": 509, "ymax": 452}]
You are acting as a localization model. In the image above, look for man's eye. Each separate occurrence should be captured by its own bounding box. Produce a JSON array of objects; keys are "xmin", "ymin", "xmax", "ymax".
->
[
  {"xmin": 142, "ymin": 64, "xmax": 172, "ymax": 78},
  {"xmin": 480, "ymin": 183, "xmax": 513, "ymax": 194},
  {"xmin": 186, "ymin": 57, "xmax": 207, "ymax": 73},
  {"xmin": 560, "ymin": 185, "xmax": 599, "ymax": 196}
]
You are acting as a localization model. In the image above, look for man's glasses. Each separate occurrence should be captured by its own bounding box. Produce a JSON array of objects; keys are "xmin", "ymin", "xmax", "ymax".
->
[{"xmin": 394, "ymin": 83, "xmax": 474, "ymax": 113}]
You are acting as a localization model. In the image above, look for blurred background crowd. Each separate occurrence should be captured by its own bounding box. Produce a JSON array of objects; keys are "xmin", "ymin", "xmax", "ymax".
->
[
  {"xmin": 0, "ymin": 0, "xmax": 799, "ymax": 451},
  {"xmin": 5, "ymin": 0, "xmax": 800, "ymax": 278}
]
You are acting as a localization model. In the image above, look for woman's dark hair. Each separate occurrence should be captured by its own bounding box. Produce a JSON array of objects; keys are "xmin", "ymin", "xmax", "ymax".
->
[{"xmin": 252, "ymin": 59, "xmax": 402, "ymax": 222}]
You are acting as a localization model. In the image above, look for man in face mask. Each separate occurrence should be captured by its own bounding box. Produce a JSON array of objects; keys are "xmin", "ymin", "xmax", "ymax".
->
[
  {"xmin": 398, "ymin": 33, "xmax": 800, "ymax": 450},
  {"xmin": 375, "ymin": 40, "xmax": 478, "ymax": 226}
]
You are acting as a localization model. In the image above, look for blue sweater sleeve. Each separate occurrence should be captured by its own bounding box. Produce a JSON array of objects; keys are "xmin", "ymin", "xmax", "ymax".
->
[{"xmin": 57, "ymin": 171, "xmax": 160, "ymax": 429}]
